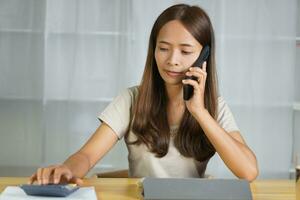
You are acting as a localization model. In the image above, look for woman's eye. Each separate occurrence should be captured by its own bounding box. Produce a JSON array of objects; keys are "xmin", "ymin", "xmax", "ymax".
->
[
  {"xmin": 159, "ymin": 47, "xmax": 168, "ymax": 51},
  {"xmin": 182, "ymin": 51, "xmax": 192, "ymax": 55}
]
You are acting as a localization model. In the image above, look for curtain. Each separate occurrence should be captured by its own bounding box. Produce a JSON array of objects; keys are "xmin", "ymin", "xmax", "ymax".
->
[{"xmin": 0, "ymin": 0, "xmax": 298, "ymax": 178}]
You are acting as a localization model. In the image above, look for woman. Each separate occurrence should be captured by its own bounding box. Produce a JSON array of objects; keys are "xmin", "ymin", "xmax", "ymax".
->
[{"xmin": 29, "ymin": 4, "xmax": 258, "ymax": 185}]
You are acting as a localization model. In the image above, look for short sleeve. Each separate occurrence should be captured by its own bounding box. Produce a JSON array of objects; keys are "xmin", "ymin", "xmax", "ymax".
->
[
  {"xmin": 97, "ymin": 88, "xmax": 134, "ymax": 139},
  {"xmin": 217, "ymin": 96, "xmax": 239, "ymax": 133}
]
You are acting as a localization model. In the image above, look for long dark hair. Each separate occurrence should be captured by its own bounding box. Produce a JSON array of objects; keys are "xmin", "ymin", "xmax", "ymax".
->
[{"xmin": 128, "ymin": 4, "xmax": 218, "ymax": 162}]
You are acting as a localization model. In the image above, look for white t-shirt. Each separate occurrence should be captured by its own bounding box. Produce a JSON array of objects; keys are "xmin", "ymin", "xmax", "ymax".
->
[{"xmin": 98, "ymin": 86, "xmax": 239, "ymax": 178}]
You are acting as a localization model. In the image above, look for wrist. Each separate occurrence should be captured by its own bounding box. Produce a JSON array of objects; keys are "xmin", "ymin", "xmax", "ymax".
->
[{"xmin": 194, "ymin": 108, "xmax": 210, "ymax": 123}]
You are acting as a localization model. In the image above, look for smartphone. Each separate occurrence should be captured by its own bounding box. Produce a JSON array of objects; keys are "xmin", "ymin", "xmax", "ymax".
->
[{"xmin": 183, "ymin": 45, "xmax": 210, "ymax": 100}]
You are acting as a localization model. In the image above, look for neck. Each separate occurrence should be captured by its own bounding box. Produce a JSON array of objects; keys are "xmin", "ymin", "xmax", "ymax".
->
[{"xmin": 165, "ymin": 83, "xmax": 184, "ymax": 106}]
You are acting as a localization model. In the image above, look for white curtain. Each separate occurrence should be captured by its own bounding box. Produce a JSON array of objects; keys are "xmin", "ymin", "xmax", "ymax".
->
[{"xmin": 0, "ymin": 0, "xmax": 298, "ymax": 178}]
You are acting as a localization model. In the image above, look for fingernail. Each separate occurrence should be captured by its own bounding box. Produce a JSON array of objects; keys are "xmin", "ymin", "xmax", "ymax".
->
[{"xmin": 54, "ymin": 179, "xmax": 58, "ymax": 184}]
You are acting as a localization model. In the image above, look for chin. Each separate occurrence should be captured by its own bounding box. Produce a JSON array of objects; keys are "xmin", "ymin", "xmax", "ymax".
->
[
  {"xmin": 160, "ymin": 74, "xmax": 183, "ymax": 86},
  {"xmin": 164, "ymin": 79, "xmax": 183, "ymax": 86}
]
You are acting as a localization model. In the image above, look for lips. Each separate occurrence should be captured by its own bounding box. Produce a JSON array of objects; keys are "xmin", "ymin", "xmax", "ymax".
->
[{"xmin": 165, "ymin": 70, "xmax": 184, "ymax": 77}]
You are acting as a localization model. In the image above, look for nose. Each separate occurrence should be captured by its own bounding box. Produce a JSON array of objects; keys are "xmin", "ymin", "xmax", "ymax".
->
[{"xmin": 167, "ymin": 50, "xmax": 179, "ymax": 66}]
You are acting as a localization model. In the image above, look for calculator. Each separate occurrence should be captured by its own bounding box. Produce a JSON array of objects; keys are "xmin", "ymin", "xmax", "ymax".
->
[{"xmin": 20, "ymin": 184, "xmax": 79, "ymax": 197}]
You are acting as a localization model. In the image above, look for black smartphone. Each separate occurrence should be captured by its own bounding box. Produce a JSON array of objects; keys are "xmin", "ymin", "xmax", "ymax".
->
[{"xmin": 183, "ymin": 45, "xmax": 210, "ymax": 100}]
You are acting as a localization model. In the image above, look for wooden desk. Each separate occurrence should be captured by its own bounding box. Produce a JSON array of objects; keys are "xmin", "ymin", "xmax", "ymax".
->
[{"xmin": 0, "ymin": 177, "xmax": 296, "ymax": 200}]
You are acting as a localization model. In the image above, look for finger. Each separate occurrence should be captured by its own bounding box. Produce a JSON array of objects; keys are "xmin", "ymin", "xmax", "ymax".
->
[
  {"xmin": 200, "ymin": 72, "xmax": 207, "ymax": 89},
  {"xmin": 61, "ymin": 170, "xmax": 73, "ymax": 182},
  {"xmin": 189, "ymin": 66, "xmax": 207, "ymax": 75},
  {"xmin": 53, "ymin": 168, "xmax": 64, "ymax": 184},
  {"xmin": 37, "ymin": 168, "xmax": 43, "ymax": 185},
  {"xmin": 28, "ymin": 173, "xmax": 37, "ymax": 184},
  {"xmin": 186, "ymin": 71, "xmax": 206, "ymax": 86},
  {"xmin": 70, "ymin": 177, "xmax": 83, "ymax": 186},
  {"xmin": 42, "ymin": 167, "xmax": 55, "ymax": 185},
  {"xmin": 186, "ymin": 70, "xmax": 205, "ymax": 81},
  {"xmin": 54, "ymin": 167, "xmax": 73, "ymax": 184},
  {"xmin": 203, "ymin": 61, "xmax": 207, "ymax": 72},
  {"xmin": 182, "ymin": 79, "xmax": 199, "ymax": 91},
  {"xmin": 190, "ymin": 67, "xmax": 207, "ymax": 84},
  {"xmin": 199, "ymin": 63, "xmax": 207, "ymax": 88}
]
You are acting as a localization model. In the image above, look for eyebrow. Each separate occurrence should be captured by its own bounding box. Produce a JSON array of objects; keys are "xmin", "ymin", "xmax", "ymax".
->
[{"xmin": 158, "ymin": 40, "xmax": 194, "ymax": 47}]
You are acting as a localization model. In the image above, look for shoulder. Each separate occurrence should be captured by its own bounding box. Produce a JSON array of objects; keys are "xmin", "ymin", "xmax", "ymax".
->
[
  {"xmin": 216, "ymin": 96, "xmax": 240, "ymax": 132},
  {"xmin": 216, "ymin": 96, "xmax": 230, "ymax": 113},
  {"xmin": 217, "ymin": 96, "xmax": 226, "ymax": 106},
  {"xmin": 216, "ymin": 96, "xmax": 232, "ymax": 121},
  {"xmin": 120, "ymin": 85, "xmax": 139, "ymax": 103},
  {"xmin": 127, "ymin": 86, "xmax": 139, "ymax": 97}
]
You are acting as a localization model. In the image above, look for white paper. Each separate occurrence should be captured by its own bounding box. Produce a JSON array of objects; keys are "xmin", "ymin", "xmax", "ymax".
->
[{"xmin": 0, "ymin": 186, "xmax": 97, "ymax": 200}]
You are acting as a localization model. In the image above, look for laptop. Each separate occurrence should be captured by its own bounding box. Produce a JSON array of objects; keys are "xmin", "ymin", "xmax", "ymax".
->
[{"xmin": 142, "ymin": 178, "xmax": 252, "ymax": 200}]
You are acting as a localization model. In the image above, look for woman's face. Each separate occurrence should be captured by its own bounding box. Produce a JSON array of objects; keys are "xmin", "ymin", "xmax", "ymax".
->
[{"xmin": 155, "ymin": 20, "xmax": 203, "ymax": 86}]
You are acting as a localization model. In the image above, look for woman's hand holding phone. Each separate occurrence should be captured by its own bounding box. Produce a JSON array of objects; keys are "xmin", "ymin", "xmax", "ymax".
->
[{"xmin": 182, "ymin": 61, "xmax": 207, "ymax": 117}]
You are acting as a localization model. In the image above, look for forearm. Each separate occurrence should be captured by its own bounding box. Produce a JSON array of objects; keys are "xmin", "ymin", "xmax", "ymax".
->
[
  {"xmin": 62, "ymin": 124, "xmax": 118, "ymax": 179},
  {"xmin": 195, "ymin": 109, "xmax": 258, "ymax": 181},
  {"xmin": 63, "ymin": 151, "xmax": 91, "ymax": 178}
]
